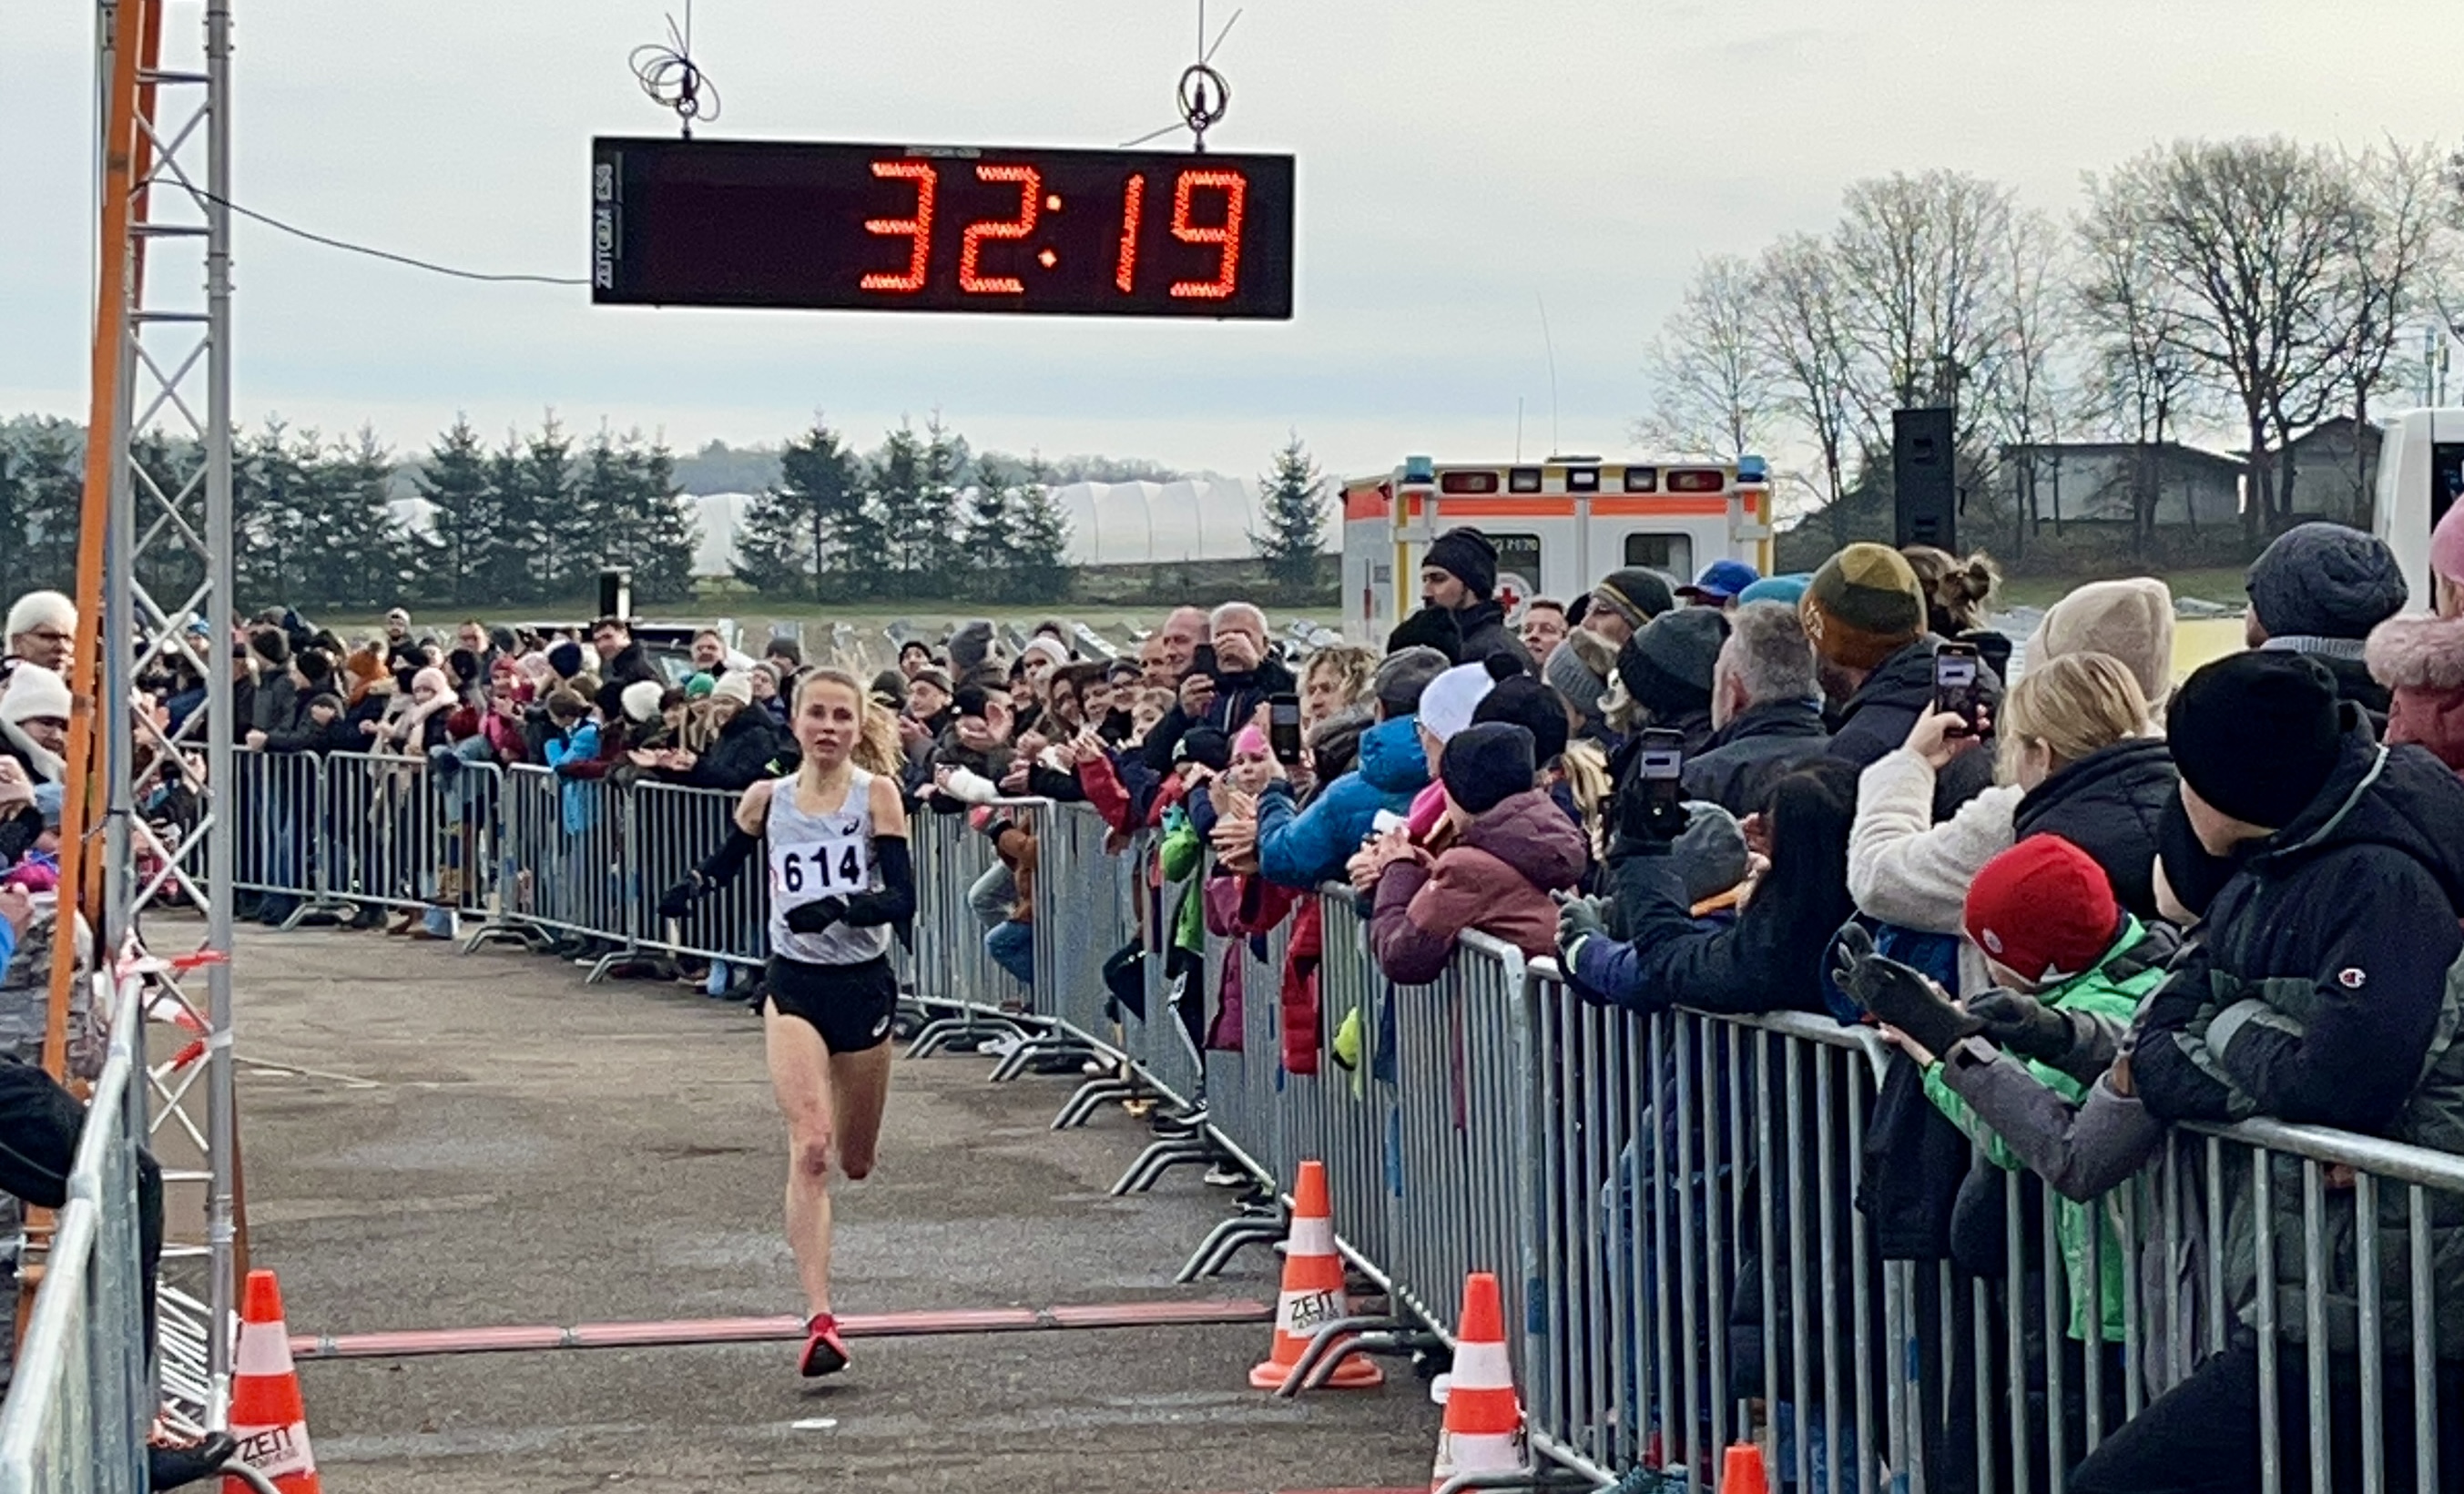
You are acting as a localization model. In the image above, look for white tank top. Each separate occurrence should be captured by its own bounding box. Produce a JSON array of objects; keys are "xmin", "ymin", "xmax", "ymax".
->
[{"xmin": 765, "ymin": 767, "xmax": 892, "ymax": 966}]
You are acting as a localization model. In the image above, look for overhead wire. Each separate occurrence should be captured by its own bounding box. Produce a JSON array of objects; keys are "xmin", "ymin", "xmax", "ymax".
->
[{"xmin": 201, "ymin": 189, "xmax": 586, "ymax": 286}]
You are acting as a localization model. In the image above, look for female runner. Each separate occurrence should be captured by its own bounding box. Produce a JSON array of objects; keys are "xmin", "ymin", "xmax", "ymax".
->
[{"xmin": 659, "ymin": 668, "xmax": 912, "ymax": 1376}]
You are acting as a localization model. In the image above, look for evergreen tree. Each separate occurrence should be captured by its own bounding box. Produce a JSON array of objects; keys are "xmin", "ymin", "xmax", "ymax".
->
[
  {"xmin": 617, "ymin": 433, "xmax": 701, "ymax": 605},
  {"xmin": 294, "ymin": 426, "xmax": 410, "ymax": 610},
  {"xmin": 734, "ymin": 416, "xmax": 875, "ymax": 601},
  {"xmin": 417, "ymin": 416, "xmax": 504, "ymax": 607},
  {"xmin": 956, "ymin": 468, "xmax": 1017, "ymax": 602},
  {"xmin": 870, "ymin": 422, "xmax": 932, "ymax": 593},
  {"xmin": 520, "ymin": 415, "xmax": 580, "ymax": 601},
  {"xmin": 0, "ymin": 420, "xmax": 84, "ymax": 598},
  {"xmin": 236, "ymin": 420, "xmax": 319, "ymax": 607},
  {"xmin": 915, "ymin": 412, "xmax": 967, "ymax": 584},
  {"xmin": 1003, "ymin": 454, "xmax": 1074, "ymax": 605},
  {"xmin": 482, "ymin": 430, "xmax": 540, "ymax": 606},
  {"xmin": 1251, "ymin": 433, "xmax": 1329, "ymax": 592}
]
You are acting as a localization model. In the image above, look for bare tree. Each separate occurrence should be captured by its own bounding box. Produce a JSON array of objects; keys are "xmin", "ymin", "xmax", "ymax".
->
[
  {"xmin": 2074, "ymin": 186, "xmax": 2205, "ymax": 542},
  {"xmin": 2316, "ymin": 140, "xmax": 2451, "ymax": 523},
  {"xmin": 1750, "ymin": 234, "xmax": 1862, "ymax": 541},
  {"xmin": 1634, "ymin": 254, "xmax": 1781, "ymax": 462},
  {"xmin": 1830, "ymin": 169, "xmax": 2021, "ymax": 446},
  {"xmin": 1974, "ymin": 207, "xmax": 2073, "ymax": 559},
  {"xmin": 2083, "ymin": 138, "xmax": 2364, "ymax": 540}
]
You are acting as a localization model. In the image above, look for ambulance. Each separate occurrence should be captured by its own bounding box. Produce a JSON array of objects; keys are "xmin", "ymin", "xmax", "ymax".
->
[
  {"xmin": 2373, "ymin": 409, "xmax": 2464, "ymax": 608},
  {"xmin": 1339, "ymin": 453, "xmax": 1777, "ymax": 645}
]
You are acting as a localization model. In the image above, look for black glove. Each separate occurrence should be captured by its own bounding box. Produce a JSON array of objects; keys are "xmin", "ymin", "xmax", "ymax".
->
[
  {"xmin": 785, "ymin": 895, "xmax": 850, "ymax": 935},
  {"xmin": 1830, "ymin": 925, "xmax": 1982, "ymax": 1057},
  {"xmin": 657, "ymin": 874, "xmax": 705, "ymax": 920},
  {"xmin": 1969, "ymin": 987, "xmax": 2076, "ymax": 1063}
]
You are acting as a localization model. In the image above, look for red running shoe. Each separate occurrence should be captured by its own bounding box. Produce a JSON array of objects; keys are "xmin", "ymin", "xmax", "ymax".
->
[{"xmin": 799, "ymin": 1313, "xmax": 850, "ymax": 1377}]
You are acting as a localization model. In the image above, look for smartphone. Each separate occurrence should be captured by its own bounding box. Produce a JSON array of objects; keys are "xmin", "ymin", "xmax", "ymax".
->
[
  {"xmin": 1268, "ymin": 693, "xmax": 1303, "ymax": 765},
  {"xmin": 1188, "ymin": 643, "xmax": 1219, "ymax": 681},
  {"xmin": 1620, "ymin": 727, "xmax": 1687, "ymax": 841},
  {"xmin": 1933, "ymin": 642, "xmax": 1985, "ymax": 736}
]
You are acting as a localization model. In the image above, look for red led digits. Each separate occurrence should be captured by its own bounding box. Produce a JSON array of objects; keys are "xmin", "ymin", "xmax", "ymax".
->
[
  {"xmin": 859, "ymin": 160, "xmax": 937, "ymax": 293},
  {"xmin": 1115, "ymin": 174, "xmax": 1145, "ymax": 293},
  {"xmin": 1167, "ymin": 168, "xmax": 1247, "ymax": 300},
  {"xmin": 959, "ymin": 164, "xmax": 1041, "ymax": 295}
]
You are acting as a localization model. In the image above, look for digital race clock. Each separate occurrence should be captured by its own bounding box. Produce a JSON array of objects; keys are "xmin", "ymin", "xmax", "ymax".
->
[{"xmin": 591, "ymin": 137, "xmax": 1295, "ymax": 320}]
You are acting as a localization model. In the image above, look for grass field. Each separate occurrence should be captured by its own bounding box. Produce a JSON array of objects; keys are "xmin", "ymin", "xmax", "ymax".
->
[{"xmin": 1997, "ymin": 565, "xmax": 2247, "ymax": 611}]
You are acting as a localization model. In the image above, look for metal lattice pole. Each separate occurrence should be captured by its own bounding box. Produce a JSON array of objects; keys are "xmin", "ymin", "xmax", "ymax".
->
[{"xmin": 98, "ymin": 0, "xmax": 239, "ymax": 1430}]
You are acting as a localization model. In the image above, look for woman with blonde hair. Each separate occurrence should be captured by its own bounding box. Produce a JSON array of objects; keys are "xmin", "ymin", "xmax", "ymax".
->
[
  {"xmin": 656, "ymin": 667, "xmax": 914, "ymax": 1379},
  {"xmin": 1848, "ymin": 650, "xmax": 2178, "ymax": 989}
]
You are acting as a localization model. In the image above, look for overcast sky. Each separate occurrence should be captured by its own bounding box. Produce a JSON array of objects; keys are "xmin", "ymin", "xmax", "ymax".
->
[{"xmin": 3, "ymin": 1, "xmax": 2457, "ymax": 483}]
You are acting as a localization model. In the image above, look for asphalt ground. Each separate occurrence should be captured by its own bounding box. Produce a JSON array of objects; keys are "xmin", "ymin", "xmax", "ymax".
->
[{"xmin": 231, "ymin": 925, "xmax": 1441, "ymax": 1492}]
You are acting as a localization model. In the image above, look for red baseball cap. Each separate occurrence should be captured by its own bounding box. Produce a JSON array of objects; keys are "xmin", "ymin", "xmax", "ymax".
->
[{"xmin": 1963, "ymin": 835, "xmax": 2120, "ymax": 985}]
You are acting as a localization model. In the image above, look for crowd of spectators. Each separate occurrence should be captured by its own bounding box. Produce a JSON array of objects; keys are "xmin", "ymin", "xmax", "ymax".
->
[{"xmin": 4, "ymin": 493, "xmax": 2464, "ymax": 1487}]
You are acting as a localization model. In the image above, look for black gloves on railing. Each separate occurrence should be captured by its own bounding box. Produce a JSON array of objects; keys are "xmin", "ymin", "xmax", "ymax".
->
[{"xmin": 1832, "ymin": 925, "xmax": 1982, "ymax": 1057}]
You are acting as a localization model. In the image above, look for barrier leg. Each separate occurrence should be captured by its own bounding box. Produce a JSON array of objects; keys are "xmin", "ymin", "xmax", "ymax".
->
[
  {"xmin": 1051, "ymin": 1077, "xmax": 1138, "ymax": 1130},
  {"xmin": 1176, "ymin": 1202, "xmax": 1286, "ymax": 1282},
  {"xmin": 1110, "ymin": 1133, "xmax": 1219, "ymax": 1194}
]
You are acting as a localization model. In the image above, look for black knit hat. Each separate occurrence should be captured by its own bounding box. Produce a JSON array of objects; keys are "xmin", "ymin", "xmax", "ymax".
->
[
  {"xmin": 1441, "ymin": 722, "xmax": 1536, "ymax": 815},
  {"xmin": 1615, "ymin": 607, "xmax": 1730, "ymax": 720},
  {"xmin": 1175, "ymin": 726, "xmax": 1233, "ymax": 773},
  {"xmin": 248, "ymin": 626, "xmax": 290, "ymax": 668},
  {"xmin": 1424, "ymin": 528, "xmax": 1499, "ymax": 601},
  {"xmin": 1472, "ymin": 653, "xmax": 1570, "ymax": 767},
  {"xmin": 2168, "ymin": 652, "xmax": 2342, "ymax": 828},
  {"xmin": 294, "ymin": 649, "xmax": 336, "ymax": 686},
  {"xmin": 547, "ymin": 640, "xmax": 585, "ymax": 678}
]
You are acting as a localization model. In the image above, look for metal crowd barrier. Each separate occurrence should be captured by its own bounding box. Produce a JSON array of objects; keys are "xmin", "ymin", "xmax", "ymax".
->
[
  {"xmin": 207, "ymin": 763, "xmax": 2464, "ymax": 1494},
  {"xmin": 0, "ymin": 971, "xmax": 151, "ymax": 1494}
]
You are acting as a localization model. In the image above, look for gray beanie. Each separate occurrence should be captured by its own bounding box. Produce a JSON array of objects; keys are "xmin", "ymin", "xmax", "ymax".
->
[
  {"xmin": 1544, "ymin": 629, "xmax": 1616, "ymax": 724},
  {"xmin": 947, "ymin": 619, "xmax": 999, "ymax": 673},
  {"xmin": 1671, "ymin": 800, "xmax": 1750, "ymax": 904},
  {"xmin": 2246, "ymin": 522, "xmax": 2408, "ymax": 642},
  {"xmin": 1373, "ymin": 645, "xmax": 1452, "ymax": 717}
]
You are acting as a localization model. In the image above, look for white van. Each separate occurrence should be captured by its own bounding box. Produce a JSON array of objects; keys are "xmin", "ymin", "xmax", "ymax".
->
[{"xmin": 2372, "ymin": 409, "xmax": 2464, "ymax": 610}]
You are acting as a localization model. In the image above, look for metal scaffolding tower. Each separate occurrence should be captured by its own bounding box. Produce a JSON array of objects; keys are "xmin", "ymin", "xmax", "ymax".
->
[{"xmin": 72, "ymin": 0, "xmax": 239, "ymax": 1431}]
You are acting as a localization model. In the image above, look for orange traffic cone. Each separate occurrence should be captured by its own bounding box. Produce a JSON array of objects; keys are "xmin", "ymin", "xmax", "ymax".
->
[
  {"xmin": 1718, "ymin": 1441, "xmax": 1770, "ymax": 1494},
  {"xmin": 1249, "ymin": 1160, "xmax": 1383, "ymax": 1390},
  {"xmin": 1429, "ymin": 1272, "xmax": 1523, "ymax": 1490},
  {"xmin": 226, "ymin": 1269, "xmax": 320, "ymax": 1493}
]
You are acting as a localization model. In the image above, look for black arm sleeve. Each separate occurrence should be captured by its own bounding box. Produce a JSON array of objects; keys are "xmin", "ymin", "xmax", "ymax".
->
[
  {"xmin": 695, "ymin": 827, "xmax": 763, "ymax": 890},
  {"xmin": 838, "ymin": 835, "xmax": 915, "ymax": 928}
]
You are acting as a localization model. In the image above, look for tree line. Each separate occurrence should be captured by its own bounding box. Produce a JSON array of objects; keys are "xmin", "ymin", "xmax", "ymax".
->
[
  {"xmin": 0, "ymin": 413, "xmax": 700, "ymax": 613},
  {"xmin": 1, "ymin": 403, "xmax": 1333, "ymax": 613},
  {"xmin": 1637, "ymin": 136, "xmax": 2459, "ymax": 555}
]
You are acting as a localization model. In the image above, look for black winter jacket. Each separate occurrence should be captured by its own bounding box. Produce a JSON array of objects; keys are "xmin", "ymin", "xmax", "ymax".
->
[
  {"xmin": 2133, "ymin": 722, "xmax": 2464, "ymax": 1134},
  {"xmin": 1826, "ymin": 638, "xmax": 2001, "ymax": 818},
  {"xmin": 1452, "ymin": 600, "xmax": 1536, "ymax": 676},
  {"xmin": 251, "ymin": 673, "xmax": 300, "ymax": 736},
  {"xmin": 1139, "ymin": 655, "xmax": 1299, "ymax": 772},
  {"xmin": 1680, "ymin": 700, "xmax": 1830, "ymax": 817},
  {"xmin": 689, "ymin": 710, "xmax": 787, "ymax": 792},
  {"xmin": 2011, "ymin": 737, "xmax": 2177, "ymax": 921}
]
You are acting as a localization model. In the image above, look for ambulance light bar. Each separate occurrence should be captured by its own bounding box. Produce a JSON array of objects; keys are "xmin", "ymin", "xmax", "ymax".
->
[
  {"xmin": 1403, "ymin": 455, "xmax": 1436, "ymax": 484},
  {"xmin": 1508, "ymin": 467, "xmax": 1543, "ymax": 493},
  {"xmin": 1623, "ymin": 466, "xmax": 1658, "ymax": 493},
  {"xmin": 1738, "ymin": 454, "xmax": 1768, "ymax": 483},
  {"xmin": 1667, "ymin": 469, "xmax": 1726, "ymax": 493},
  {"xmin": 1440, "ymin": 471, "xmax": 1500, "ymax": 494},
  {"xmin": 1567, "ymin": 466, "xmax": 1601, "ymax": 493}
]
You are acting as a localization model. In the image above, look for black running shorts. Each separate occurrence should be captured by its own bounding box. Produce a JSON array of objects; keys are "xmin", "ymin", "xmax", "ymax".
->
[{"xmin": 764, "ymin": 954, "xmax": 899, "ymax": 1054}]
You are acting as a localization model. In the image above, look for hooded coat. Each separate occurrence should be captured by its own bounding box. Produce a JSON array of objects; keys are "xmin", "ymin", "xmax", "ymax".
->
[
  {"xmin": 1253, "ymin": 714, "xmax": 1430, "ymax": 889},
  {"xmin": 2008, "ymin": 737, "xmax": 2177, "ymax": 919},
  {"xmin": 2367, "ymin": 610, "xmax": 2464, "ymax": 774},
  {"xmin": 1369, "ymin": 788, "xmax": 1587, "ymax": 983},
  {"xmin": 2132, "ymin": 723, "xmax": 2464, "ymax": 1357}
]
